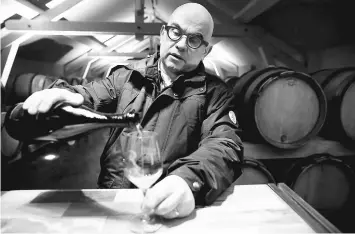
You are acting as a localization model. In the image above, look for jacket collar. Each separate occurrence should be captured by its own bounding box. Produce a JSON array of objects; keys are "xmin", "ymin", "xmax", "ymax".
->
[{"xmin": 137, "ymin": 52, "xmax": 207, "ymax": 85}]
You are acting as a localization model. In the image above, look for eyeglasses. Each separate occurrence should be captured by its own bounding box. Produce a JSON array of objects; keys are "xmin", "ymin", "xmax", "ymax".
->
[{"xmin": 163, "ymin": 25, "xmax": 209, "ymax": 49}]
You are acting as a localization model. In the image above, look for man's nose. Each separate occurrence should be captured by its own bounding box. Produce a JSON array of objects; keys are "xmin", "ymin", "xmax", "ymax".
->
[{"xmin": 175, "ymin": 35, "xmax": 188, "ymax": 51}]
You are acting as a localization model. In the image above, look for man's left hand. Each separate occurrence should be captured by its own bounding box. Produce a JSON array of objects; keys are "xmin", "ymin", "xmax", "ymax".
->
[{"xmin": 142, "ymin": 175, "xmax": 195, "ymax": 219}]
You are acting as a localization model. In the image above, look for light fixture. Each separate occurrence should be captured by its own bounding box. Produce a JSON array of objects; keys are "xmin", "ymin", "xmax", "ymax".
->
[{"xmin": 43, "ymin": 154, "xmax": 59, "ymax": 161}]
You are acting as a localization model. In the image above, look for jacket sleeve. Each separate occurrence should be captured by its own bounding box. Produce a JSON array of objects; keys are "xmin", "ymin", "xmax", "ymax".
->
[
  {"xmin": 168, "ymin": 81, "xmax": 243, "ymax": 206},
  {"xmin": 47, "ymin": 67, "xmax": 131, "ymax": 113}
]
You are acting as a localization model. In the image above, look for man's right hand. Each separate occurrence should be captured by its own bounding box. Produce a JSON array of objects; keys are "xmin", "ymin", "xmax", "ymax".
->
[{"xmin": 22, "ymin": 88, "xmax": 84, "ymax": 115}]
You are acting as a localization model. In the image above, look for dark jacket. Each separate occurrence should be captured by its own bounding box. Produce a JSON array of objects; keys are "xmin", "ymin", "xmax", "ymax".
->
[{"xmin": 51, "ymin": 53, "xmax": 243, "ymax": 206}]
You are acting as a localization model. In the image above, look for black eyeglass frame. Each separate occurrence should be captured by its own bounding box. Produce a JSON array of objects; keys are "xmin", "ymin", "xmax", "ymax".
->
[{"xmin": 163, "ymin": 25, "xmax": 209, "ymax": 49}]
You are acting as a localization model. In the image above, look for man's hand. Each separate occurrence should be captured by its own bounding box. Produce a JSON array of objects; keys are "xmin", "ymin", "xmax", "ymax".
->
[
  {"xmin": 23, "ymin": 88, "xmax": 84, "ymax": 115},
  {"xmin": 143, "ymin": 175, "xmax": 195, "ymax": 219}
]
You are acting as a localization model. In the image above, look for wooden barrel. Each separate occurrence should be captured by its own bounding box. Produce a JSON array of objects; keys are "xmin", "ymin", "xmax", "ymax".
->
[
  {"xmin": 285, "ymin": 154, "xmax": 355, "ymax": 215},
  {"xmin": 311, "ymin": 68, "xmax": 355, "ymax": 143},
  {"xmin": 234, "ymin": 158, "xmax": 276, "ymax": 185},
  {"xmin": 232, "ymin": 66, "xmax": 327, "ymax": 149},
  {"xmin": 11, "ymin": 73, "xmax": 57, "ymax": 102},
  {"xmin": 1, "ymin": 112, "xmax": 23, "ymax": 161}
]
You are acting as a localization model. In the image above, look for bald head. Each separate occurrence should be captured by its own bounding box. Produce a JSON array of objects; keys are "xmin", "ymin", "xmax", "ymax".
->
[
  {"xmin": 169, "ymin": 3, "xmax": 214, "ymax": 42},
  {"xmin": 159, "ymin": 3, "xmax": 215, "ymax": 77}
]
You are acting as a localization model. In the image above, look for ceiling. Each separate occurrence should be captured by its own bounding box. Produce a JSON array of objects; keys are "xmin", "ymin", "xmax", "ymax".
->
[{"xmin": 1, "ymin": 0, "xmax": 354, "ymax": 80}]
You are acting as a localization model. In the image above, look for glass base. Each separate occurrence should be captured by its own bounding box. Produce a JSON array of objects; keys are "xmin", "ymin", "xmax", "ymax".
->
[{"xmin": 128, "ymin": 214, "xmax": 162, "ymax": 234}]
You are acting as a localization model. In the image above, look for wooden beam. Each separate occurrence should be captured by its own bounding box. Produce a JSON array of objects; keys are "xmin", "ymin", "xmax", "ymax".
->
[
  {"xmin": 264, "ymin": 46, "xmax": 306, "ymax": 72},
  {"xmin": 64, "ymin": 36, "xmax": 136, "ymax": 76},
  {"xmin": 5, "ymin": 20, "xmax": 260, "ymax": 37},
  {"xmin": 2, "ymin": 0, "xmax": 84, "ymax": 49},
  {"xmin": 91, "ymin": 61, "xmax": 111, "ymax": 74},
  {"xmin": 88, "ymin": 38, "xmax": 150, "ymax": 72},
  {"xmin": 70, "ymin": 36, "xmax": 107, "ymax": 49},
  {"xmin": 82, "ymin": 59, "xmax": 97, "ymax": 79},
  {"xmin": 1, "ymin": 0, "xmax": 106, "ymax": 86},
  {"xmin": 1, "ymin": 44, "xmax": 20, "ymax": 86},
  {"xmin": 250, "ymin": 35, "xmax": 307, "ymax": 71},
  {"xmin": 1, "ymin": 46, "xmax": 12, "ymax": 81},
  {"xmin": 258, "ymin": 46, "xmax": 275, "ymax": 67},
  {"xmin": 88, "ymin": 52, "xmax": 149, "ymax": 58},
  {"xmin": 1, "ymin": 34, "xmax": 32, "ymax": 86},
  {"xmin": 10, "ymin": 0, "xmax": 107, "ymax": 51},
  {"xmin": 232, "ymin": 0, "xmax": 281, "ymax": 22},
  {"xmin": 135, "ymin": 0, "xmax": 144, "ymax": 41},
  {"xmin": 191, "ymin": 0, "xmax": 305, "ymax": 71},
  {"xmin": 261, "ymin": 34, "xmax": 304, "ymax": 63}
]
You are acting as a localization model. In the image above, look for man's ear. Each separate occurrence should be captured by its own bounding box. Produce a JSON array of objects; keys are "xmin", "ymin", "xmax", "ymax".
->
[
  {"xmin": 160, "ymin": 25, "xmax": 165, "ymax": 37},
  {"xmin": 204, "ymin": 45, "xmax": 213, "ymax": 57},
  {"xmin": 159, "ymin": 25, "xmax": 165, "ymax": 44}
]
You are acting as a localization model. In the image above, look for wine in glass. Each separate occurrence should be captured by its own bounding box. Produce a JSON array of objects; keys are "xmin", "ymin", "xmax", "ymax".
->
[{"xmin": 122, "ymin": 130, "xmax": 163, "ymax": 233}]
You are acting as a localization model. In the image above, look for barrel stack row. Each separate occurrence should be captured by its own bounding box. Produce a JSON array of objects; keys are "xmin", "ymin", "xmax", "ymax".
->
[
  {"xmin": 227, "ymin": 66, "xmax": 355, "ymax": 231},
  {"xmin": 227, "ymin": 66, "xmax": 355, "ymax": 149},
  {"xmin": 3, "ymin": 73, "xmax": 86, "ymax": 105}
]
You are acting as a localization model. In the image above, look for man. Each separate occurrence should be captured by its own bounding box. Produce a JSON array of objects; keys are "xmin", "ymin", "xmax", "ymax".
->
[{"xmin": 22, "ymin": 3, "xmax": 243, "ymax": 219}]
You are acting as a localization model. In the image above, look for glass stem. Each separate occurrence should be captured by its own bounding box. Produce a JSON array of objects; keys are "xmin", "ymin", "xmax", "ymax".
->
[{"xmin": 141, "ymin": 188, "xmax": 151, "ymax": 223}]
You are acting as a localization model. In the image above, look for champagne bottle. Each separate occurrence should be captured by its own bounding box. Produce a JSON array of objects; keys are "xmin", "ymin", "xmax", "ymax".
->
[{"xmin": 4, "ymin": 102, "xmax": 140, "ymax": 141}]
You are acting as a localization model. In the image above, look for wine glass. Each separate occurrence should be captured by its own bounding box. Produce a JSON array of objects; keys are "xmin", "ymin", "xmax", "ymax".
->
[{"xmin": 121, "ymin": 130, "xmax": 163, "ymax": 233}]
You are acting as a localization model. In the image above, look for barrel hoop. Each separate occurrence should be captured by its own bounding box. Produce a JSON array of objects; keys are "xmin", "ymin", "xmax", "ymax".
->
[
  {"xmin": 320, "ymin": 67, "xmax": 355, "ymax": 88},
  {"xmin": 338, "ymin": 74, "xmax": 355, "ymax": 100},
  {"xmin": 286, "ymin": 154, "xmax": 355, "ymax": 192},
  {"xmin": 234, "ymin": 66, "xmax": 280, "ymax": 99},
  {"xmin": 233, "ymin": 69, "xmax": 262, "ymax": 96},
  {"xmin": 244, "ymin": 68, "xmax": 288, "ymax": 104},
  {"xmin": 320, "ymin": 73, "xmax": 355, "ymax": 143},
  {"xmin": 338, "ymin": 75, "xmax": 355, "ymax": 141},
  {"xmin": 27, "ymin": 73, "xmax": 38, "ymax": 96},
  {"xmin": 244, "ymin": 68, "xmax": 289, "ymax": 102},
  {"xmin": 243, "ymin": 158, "xmax": 277, "ymax": 184},
  {"xmin": 310, "ymin": 69, "xmax": 332, "ymax": 76},
  {"xmin": 13, "ymin": 73, "xmax": 37, "ymax": 101},
  {"xmin": 327, "ymin": 74, "xmax": 355, "ymax": 118},
  {"xmin": 311, "ymin": 69, "xmax": 337, "ymax": 87}
]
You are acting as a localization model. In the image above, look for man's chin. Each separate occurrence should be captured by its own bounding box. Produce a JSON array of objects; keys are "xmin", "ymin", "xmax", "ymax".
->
[{"xmin": 165, "ymin": 61, "xmax": 184, "ymax": 73}]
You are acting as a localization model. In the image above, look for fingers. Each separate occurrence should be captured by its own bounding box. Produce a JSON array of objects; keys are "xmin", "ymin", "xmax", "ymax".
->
[
  {"xmin": 67, "ymin": 92, "xmax": 84, "ymax": 106},
  {"xmin": 22, "ymin": 89, "xmax": 84, "ymax": 115},
  {"xmin": 37, "ymin": 96, "xmax": 58, "ymax": 113},
  {"xmin": 23, "ymin": 92, "xmax": 43, "ymax": 114},
  {"xmin": 143, "ymin": 185, "xmax": 182, "ymax": 219},
  {"xmin": 154, "ymin": 190, "xmax": 182, "ymax": 217},
  {"xmin": 142, "ymin": 175, "xmax": 195, "ymax": 219},
  {"xmin": 163, "ymin": 208, "xmax": 181, "ymax": 219},
  {"xmin": 143, "ymin": 181, "xmax": 172, "ymax": 212}
]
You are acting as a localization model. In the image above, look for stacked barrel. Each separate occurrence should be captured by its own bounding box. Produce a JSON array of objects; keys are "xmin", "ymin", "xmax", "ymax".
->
[
  {"xmin": 311, "ymin": 67, "xmax": 355, "ymax": 144},
  {"xmin": 230, "ymin": 66, "xmax": 327, "ymax": 149},
  {"xmin": 229, "ymin": 66, "xmax": 355, "ymax": 227}
]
